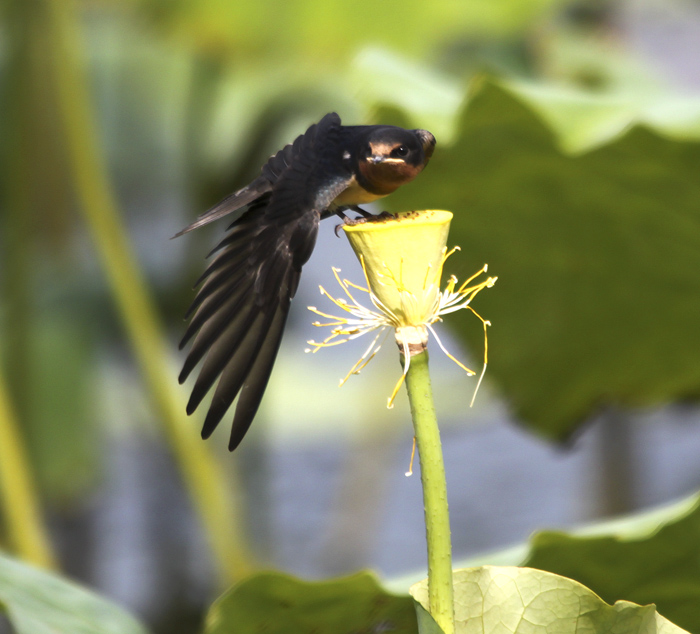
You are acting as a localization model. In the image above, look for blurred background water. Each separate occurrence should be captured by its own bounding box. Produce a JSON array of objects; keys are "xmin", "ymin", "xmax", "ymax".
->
[{"xmin": 2, "ymin": 0, "xmax": 700, "ymax": 632}]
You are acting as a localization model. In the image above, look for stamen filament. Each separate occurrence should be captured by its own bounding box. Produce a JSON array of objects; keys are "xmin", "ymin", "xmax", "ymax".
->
[
  {"xmin": 388, "ymin": 338, "xmax": 412, "ymax": 409},
  {"xmin": 426, "ymin": 324, "xmax": 476, "ymax": 376},
  {"xmin": 405, "ymin": 436, "xmax": 417, "ymax": 477}
]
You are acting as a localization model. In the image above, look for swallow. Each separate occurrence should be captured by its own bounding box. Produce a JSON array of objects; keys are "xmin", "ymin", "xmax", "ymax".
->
[{"xmin": 176, "ymin": 112, "xmax": 436, "ymax": 450}]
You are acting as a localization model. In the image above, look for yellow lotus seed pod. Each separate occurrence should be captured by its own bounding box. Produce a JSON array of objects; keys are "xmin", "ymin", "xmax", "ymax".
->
[{"xmin": 343, "ymin": 210, "xmax": 453, "ymax": 328}]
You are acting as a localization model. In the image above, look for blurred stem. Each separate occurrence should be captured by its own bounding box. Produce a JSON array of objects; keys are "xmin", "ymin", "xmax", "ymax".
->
[
  {"xmin": 596, "ymin": 407, "xmax": 635, "ymax": 516},
  {"xmin": 45, "ymin": 0, "xmax": 254, "ymax": 583},
  {"xmin": 2, "ymin": 0, "xmax": 36, "ymax": 431},
  {"xmin": 404, "ymin": 350, "xmax": 454, "ymax": 634},
  {"xmin": 0, "ymin": 367, "xmax": 56, "ymax": 569}
]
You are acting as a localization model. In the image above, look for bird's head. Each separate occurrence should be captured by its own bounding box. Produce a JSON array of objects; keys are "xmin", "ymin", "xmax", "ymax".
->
[{"xmin": 356, "ymin": 127, "xmax": 436, "ymax": 195}]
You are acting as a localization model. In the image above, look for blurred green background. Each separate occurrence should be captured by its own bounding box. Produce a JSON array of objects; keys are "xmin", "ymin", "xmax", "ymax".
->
[{"xmin": 2, "ymin": 0, "xmax": 700, "ymax": 632}]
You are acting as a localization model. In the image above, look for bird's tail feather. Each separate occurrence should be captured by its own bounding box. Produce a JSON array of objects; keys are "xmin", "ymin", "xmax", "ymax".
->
[{"xmin": 172, "ymin": 178, "xmax": 272, "ymax": 237}]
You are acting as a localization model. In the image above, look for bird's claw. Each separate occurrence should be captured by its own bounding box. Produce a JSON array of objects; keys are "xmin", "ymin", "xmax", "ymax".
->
[{"xmin": 334, "ymin": 211, "xmax": 397, "ymax": 236}]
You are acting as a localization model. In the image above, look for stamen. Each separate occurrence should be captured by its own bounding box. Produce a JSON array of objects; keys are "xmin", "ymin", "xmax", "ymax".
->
[
  {"xmin": 405, "ymin": 436, "xmax": 417, "ymax": 477},
  {"xmin": 443, "ymin": 275, "xmax": 458, "ymax": 295},
  {"xmin": 443, "ymin": 245, "xmax": 460, "ymax": 262},
  {"xmin": 307, "ymin": 248, "xmax": 495, "ymax": 412},
  {"xmin": 426, "ymin": 324, "xmax": 476, "ymax": 376},
  {"xmin": 343, "ymin": 278, "xmax": 370, "ymax": 293},
  {"xmin": 457, "ymin": 264, "xmax": 489, "ymax": 293},
  {"xmin": 465, "ymin": 306, "xmax": 491, "ymax": 407},
  {"xmin": 331, "ymin": 267, "xmax": 362, "ymax": 305},
  {"xmin": 318, "ymin": 286, "xmax": 357, "ymax": 314},
  {"xmin": 338, "ymin": 331, "xmax": 384, "ymax": 386},
  {"xmin": 387, "ymin": 338, "xmax": 411, "ymax": 409},
  {"xmin": 422, "ymin": 260, "xmax": 434, "ymax": 292}
]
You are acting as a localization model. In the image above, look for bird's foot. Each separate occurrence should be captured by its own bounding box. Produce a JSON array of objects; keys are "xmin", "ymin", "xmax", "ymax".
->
[
  {"xmin": 349, "ymin": 205, "xmax": 374, "ymax": 219},
  {"xmin": 334, "ymin": 215, "xmax": 369, "ymax": 236},
  {"xmin": 333, "ymin": 210, "xmax": 396, "ymax": 236}
]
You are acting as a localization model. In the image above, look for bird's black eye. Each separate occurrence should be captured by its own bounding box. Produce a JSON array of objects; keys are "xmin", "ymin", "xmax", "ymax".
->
[{"xmin": 391, "ymin": 145, "xmax": 410, "ymax": 158}]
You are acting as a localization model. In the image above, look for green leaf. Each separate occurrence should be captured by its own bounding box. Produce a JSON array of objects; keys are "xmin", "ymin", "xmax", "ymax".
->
[
  {"xmin": 0, "ymin": 551, "xmax": 149, "ymax": 634},
  {"xmin": 349, "ymin": 47, "xmax": 464, "ymax": 143},
  {"xmin": 391, "ymin": 493, "xmax": 700, "ymax": 627},
  {"xmin": 523, "ymin": 493, "xmax": 700, "ymax": 633},
  {"xmin": 202, "ymin": 570, "xmax": 418, "ymax": 634},
  {"xmin": 386, "ymin": 77, "xmax": 700, "ymax": 439},
  {"xmin": 410, "ymin": 566, "xmax": 688, "ymax": 633},
  {"xmin": 498, "ymin": 79, "xmax": 700, "ymax": 153},
  {"xmin": 146, "ymin": 0, "xmax": 569, "ymax": 63},
  {"xmin": 414, "ymin": 601, "xmax": 445, "ymax": 634}
]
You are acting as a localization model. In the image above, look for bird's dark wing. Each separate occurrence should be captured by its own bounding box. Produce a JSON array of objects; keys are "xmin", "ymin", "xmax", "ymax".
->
[
  {"xmin": 173, "ymin": 176, "xmax": 272, "ymax": 237},
  {"xmin": 179, "ymin": 112, "xmax": 350, "ymax": 450},
  {"xmin": 173, "ymin": 113, "xmax": 343, "ymax": 237}
]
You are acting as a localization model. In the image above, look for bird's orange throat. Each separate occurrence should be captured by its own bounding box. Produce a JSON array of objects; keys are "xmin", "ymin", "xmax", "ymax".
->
[{"xmin": 358, "ymin": 159, "xmax": 424, "ymax": 196}]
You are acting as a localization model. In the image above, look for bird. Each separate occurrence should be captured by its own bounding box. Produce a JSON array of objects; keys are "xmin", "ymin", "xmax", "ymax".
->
[{"xmin": 176, "ymin": 112, "xmax": 436, "ymax": 451}]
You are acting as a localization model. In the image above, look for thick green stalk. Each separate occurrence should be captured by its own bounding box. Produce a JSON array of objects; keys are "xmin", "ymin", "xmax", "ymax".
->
[
  {"xmin": 404, "ymin": 349, "xmax": 454, "ymax": 634},
  {"xmin": 45, "ymin": 0, "xmax": 254, "ymax": 583},
  {"xmin": 0, "ymin": 368, "xmax": 56, "ymax": 569}
]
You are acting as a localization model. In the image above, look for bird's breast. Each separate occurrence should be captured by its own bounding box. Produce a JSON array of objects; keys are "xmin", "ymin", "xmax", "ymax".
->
[{"xmin": 332, "ymin": 175, "xmax": 388, "ymax": 206}]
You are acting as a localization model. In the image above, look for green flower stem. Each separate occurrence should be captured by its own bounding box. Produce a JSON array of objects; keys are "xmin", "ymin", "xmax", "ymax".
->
[
  {"xmin": 46, "ymin": 0, "xmax": 254, "ymax": 583},
  {"xmin": 404, "ymin": 349, "xmax": 455, "ymax": 634},
  {"xmin": 0, "ymin": 368, "xmax": 57, "ymax": 569}
]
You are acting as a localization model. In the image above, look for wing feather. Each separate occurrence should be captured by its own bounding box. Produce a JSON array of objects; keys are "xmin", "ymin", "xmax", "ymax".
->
[
  {"xmin": 226, "ymin": 303, "xmax": 290, "ymax": 450},
  {"xmin": 173, "ymin": 177, "xmax": 272, "ymax": 237},
  {"xmin": 191, "ymin": 301, "xmax": 271, "ymax": 422},
  {"xmin": 179, "ymin": 112, "xmax": 354, "ymax": 448}
]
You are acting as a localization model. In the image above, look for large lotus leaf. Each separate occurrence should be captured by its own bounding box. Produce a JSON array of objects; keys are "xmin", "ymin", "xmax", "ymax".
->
[
  {"xmin": 0, "ymin": 552, "xmax": 149, "ymax": 634},
  {"xmin": 385, "ymin": 78, "xmax": 700, "ymax": 439},
  {"xmin": 411, "ymin": 566, "xmax": 688, "ymax": 634},
  {"xmin": 202, "ymin": 570, "xmax": 418, "ymax": 634},
  {"xmin": 522, "ymin": 493, "xmax": 700, "ymax": 633},
  {"xmin": 390, "ymin": 492, "xmax": 700, "ymax": 631}
]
